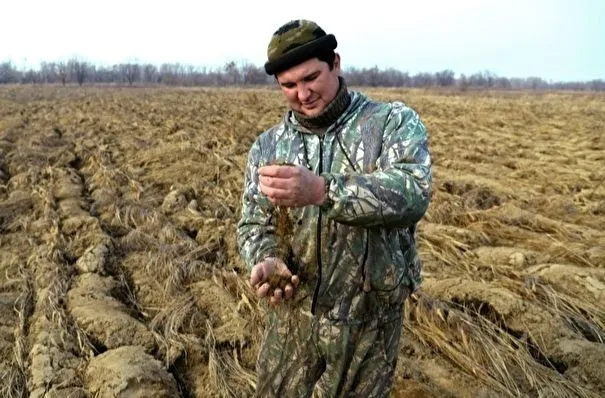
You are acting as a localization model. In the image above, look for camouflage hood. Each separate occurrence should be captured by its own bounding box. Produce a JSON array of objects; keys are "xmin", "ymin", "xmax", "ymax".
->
[{"xmin": 237, "ymin": 91, "xmax": 432, "ymax": 322}]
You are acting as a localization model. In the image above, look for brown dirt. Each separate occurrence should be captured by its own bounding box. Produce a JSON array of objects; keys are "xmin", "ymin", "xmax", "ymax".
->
[
  {"xmin": 67, "ymin": 273, "xmax": 157, "ymax": 353},
  {"xmin": 85, "ymin": 345, "xmax": 179, "ymax": 398},
  {"xmin": 0, "ymin": 85, "xmax": 603, "ymax": 397}
]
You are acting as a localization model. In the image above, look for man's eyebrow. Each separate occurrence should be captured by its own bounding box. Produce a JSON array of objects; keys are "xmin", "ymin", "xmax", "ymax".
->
[
  {"xmin": 304, "ymin": 71, "xmax": 320, "ymax": 80},
  {"xmin": 279, "ymin": 70, "xmax": 321, "ymax": 86}
]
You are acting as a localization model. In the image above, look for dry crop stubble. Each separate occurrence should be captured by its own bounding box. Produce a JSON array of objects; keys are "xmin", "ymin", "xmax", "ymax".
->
[{"xmin": 0, "ymin": 85, "xmax": 604, "ymax": 397}]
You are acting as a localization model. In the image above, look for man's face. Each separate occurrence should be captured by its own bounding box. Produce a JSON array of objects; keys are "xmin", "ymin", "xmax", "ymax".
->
[{"xmin": 276, "ymin": 55, "xmax": 341, "ymax": 117}]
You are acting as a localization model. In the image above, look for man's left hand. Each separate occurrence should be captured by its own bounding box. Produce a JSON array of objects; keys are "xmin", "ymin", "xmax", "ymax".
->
[{"xmin": 259, "ymin": 164, "xmax": 325, "ymax": 207}]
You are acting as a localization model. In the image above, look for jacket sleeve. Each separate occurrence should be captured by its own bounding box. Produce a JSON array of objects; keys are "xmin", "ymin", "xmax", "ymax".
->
[
  {"xmin": 320, "ymin": 103, "xmax": 432, "ymax": 228},
  {"xmin": 236, "ymin": 136, "xmax": 280, "ymax": 270}
]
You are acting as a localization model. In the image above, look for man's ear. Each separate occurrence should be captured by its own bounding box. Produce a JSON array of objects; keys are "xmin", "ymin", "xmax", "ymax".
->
[
  {"xmin": 334, "ymin": 53, "xmax": 341, "ymax": 73},
  {"xmin": 274, "ymin": 75, "xmax": 282, "ymax": 89}
]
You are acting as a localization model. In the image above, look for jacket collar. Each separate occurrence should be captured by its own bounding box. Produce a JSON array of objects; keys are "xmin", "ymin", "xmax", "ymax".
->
[{"xmin": 285, "ymin": 90, "xmax": 368, "ymax": 135}]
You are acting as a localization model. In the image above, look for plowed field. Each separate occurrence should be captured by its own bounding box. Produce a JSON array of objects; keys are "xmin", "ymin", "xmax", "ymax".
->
[{"xmin": 1, "ymin": 85, "xmax": 604, "ymax": 398}]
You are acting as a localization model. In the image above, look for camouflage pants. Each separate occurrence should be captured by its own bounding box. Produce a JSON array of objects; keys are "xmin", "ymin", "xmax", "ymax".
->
[{"xmin": 254, "ymin": 302, "xmax": 404, "ymax": 398}]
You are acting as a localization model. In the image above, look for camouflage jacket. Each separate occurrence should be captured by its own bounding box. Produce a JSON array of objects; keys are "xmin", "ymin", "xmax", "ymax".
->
[{"xmin": 237, "ymin": 91, "xmax": 432, "ymax": 323}]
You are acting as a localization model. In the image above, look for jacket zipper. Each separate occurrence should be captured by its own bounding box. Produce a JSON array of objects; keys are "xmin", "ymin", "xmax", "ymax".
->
[{"xmin": 310, "ymin": 134, "xmax": 324, "ymax": 315}]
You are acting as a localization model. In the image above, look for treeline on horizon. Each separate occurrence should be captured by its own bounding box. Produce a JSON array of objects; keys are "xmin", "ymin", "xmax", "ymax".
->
[{"xmin": 1, "ymin": 58, "xmax": 604, "ymax": 91}]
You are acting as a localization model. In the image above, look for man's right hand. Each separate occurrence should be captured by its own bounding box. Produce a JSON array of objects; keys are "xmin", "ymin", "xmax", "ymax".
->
[{"xmin": 250, "ymin": 257, "xmax": 299, "ymax": 306}]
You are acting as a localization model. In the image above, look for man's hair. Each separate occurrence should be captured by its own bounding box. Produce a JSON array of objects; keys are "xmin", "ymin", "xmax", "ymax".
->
[{"xmin": 317, "ymin": 50, "xmax": 336, "ymax": 71}]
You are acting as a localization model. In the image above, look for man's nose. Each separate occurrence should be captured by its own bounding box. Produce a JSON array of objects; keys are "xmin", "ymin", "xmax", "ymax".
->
[{"xmin": 298, "ymin": 84, "xmax": 311, "ymax": 102}]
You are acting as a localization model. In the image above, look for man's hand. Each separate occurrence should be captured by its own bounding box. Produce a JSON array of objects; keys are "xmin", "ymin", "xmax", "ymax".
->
[
  {"xmin": 259, "ymin": 164, "xmax": 325, "ymax": 207},
  {"xmin": 250, "ymin": 257, "xmax": 300, "ymax": 306}
]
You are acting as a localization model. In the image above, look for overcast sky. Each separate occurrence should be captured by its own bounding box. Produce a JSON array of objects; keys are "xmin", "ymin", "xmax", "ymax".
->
[{"xmin": 2, "ymin": 0, "xmax": 603, "ymax": 82}]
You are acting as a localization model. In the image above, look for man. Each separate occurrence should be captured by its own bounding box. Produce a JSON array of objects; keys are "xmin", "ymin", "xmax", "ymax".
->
[{"xmin": 236, "ymin": 19, "xmax": 432, "ymax": 397}]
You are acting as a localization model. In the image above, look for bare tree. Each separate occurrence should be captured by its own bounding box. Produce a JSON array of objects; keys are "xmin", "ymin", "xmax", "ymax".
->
[
  {"xmin": 69, "ymin": 58, "xmax": 91, "ymax": 86},
  {"xmin": 590, "ymin": 79, "xmax": 605, "ymax": 91},
  {"xmin": 185, "ymin": 65, "xmax": 198, "ymax": 86},
  {"xmin": 143, "ymin": 64, "xmax": 158, "ymax": 83},
  {"xmin": 57, "ymin": 62, "xmax": 69, "ymax": 85},
  {"xmin": 458, "ymin": 74, "xmax": 469, "ymax": 91},
  {"xmin": 412, "ymin": 72, "xmax": 435, "ymax": 87},
  {"xmin": 526, "ymin": 76, "xmax": 547, "ymax": 90},
  {"xmin": 242, "ymin": 62, "xmax": 267, "ymax": 85},
  {"xmin": 94, "ymin": 65, "xmax": 114, "ymax": 83},
  {"xmin": 494, "ymin": 77, "xmax": 511, "ymax": 89},
  {"xmin": 119, "ymin": 63, "xmax": 140, "ymax": 86},
  {"xmin": 159, "ymin": 63, "xmax": 176, "ymax": 85},
  {"xmin": 22, "ymin": 68, "xmax": 42, "ymax": 84},
  {"xmin": 0, "ymin": 61, "xmax": 19, "ymax": 84},
  {"xmin": 223, "ymin": 61, "xmax": 241, "ymax": 85},
  {"xmin": 435, "ymin": 69, "xmax": 455, "ymax": 86},
  {"xmin": 40, "ymin": 62, "xmax": 58, "ymax": 83},
  {"xmin": 1, "ymin": 58, "xmax": 603, "ymax": 91}
]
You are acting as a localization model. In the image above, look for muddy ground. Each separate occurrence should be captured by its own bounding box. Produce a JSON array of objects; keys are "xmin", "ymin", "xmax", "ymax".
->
[{"xmin": 0, "ymin": 85, "xmax": 603, "ymax": 397}]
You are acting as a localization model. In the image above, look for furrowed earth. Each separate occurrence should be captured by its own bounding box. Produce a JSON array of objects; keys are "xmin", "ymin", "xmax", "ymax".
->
[{"xmin": 0, "ymin": 85, "xmax": 603, "ymax": 398}]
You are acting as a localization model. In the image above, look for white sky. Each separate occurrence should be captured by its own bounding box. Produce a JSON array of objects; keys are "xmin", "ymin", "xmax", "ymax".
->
[{"xmin": 2, "ymin": 0, "xmax": 604, "ymax": 81}]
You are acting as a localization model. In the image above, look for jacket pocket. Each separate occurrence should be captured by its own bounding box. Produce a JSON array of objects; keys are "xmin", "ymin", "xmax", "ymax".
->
[{"xmin": 365, "ymin": 229, "xmax": 409, "ymax": 294}]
